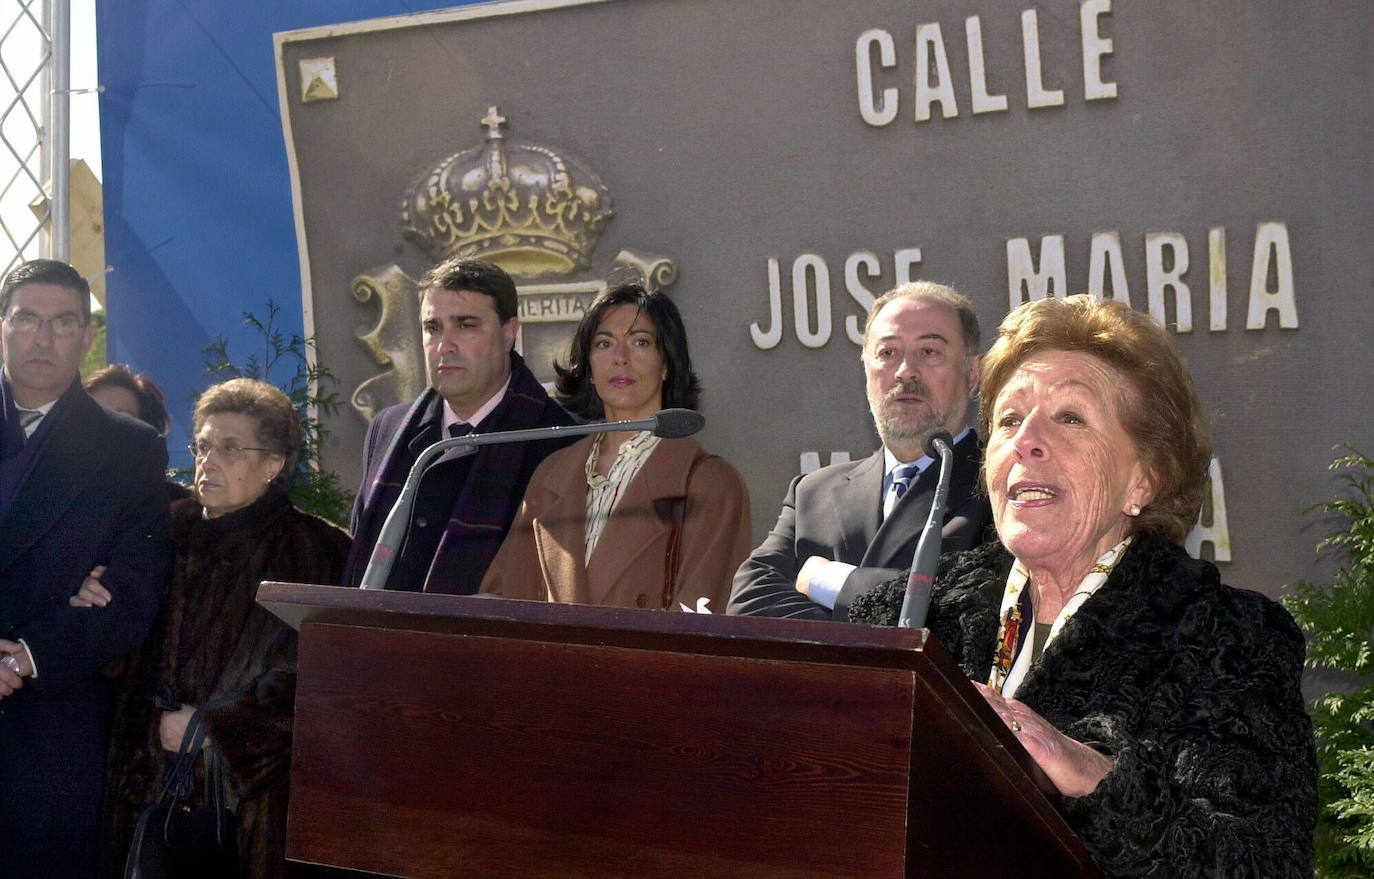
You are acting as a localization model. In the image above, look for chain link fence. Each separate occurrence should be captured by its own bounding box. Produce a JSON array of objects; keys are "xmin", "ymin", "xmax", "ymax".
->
[{"xmin": 0, "ymin": 0, "xmax": 54, "ymax": 274}]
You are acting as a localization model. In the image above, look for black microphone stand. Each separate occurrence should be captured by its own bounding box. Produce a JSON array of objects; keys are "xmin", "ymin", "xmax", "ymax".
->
[
  {"xmin": 358, "ymin": 409, "xmax": 704, "ymax": 590},
  {"xmin": 897, "ymin": 431, "xmax": 955, "ymax": 629}
]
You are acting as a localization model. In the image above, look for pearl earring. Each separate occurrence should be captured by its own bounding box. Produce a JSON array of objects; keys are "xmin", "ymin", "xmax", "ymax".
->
[{"xmin": 1127, "ymin": 503, "xmax": 1142, "ymax": 517}]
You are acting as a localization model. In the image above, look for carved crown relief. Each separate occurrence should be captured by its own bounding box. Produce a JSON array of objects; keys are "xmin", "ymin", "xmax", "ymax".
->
[
  {"xmin": 400, "ymin": 107, "xmax": 614, "ymax": 277},
  {"xmin": 350, "ymin": 107, "xmax": 677, "ymax": 422}
]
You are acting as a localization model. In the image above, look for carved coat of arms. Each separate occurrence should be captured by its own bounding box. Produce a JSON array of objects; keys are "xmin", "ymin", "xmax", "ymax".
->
[{"xmin": 349, "ymin": 106, "xmax": 678, "ymax": 421}]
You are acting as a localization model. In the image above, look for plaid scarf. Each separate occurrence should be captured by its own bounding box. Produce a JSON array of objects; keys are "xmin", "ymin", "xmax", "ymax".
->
[{"xmin": 346, "ymin": 352, "xmax": 576, "ymax": 594}]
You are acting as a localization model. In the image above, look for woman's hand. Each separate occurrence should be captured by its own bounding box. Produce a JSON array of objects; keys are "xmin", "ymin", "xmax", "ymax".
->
[
  {"xmin": 975, "ymin": 682, "xmax": 1114, "ymax": 798},
  {"xmin": 159, "ymin": 704, "xmax": 208, "ymax": 752},
  {"xmin": 68, "ymin": 565, "xmax": 111, "ymax": 607}
]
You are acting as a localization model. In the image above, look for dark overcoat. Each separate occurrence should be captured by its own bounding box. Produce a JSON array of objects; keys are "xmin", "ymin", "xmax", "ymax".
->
[
  {"xmin": 0, "ymin": 380, "xmax": 170, "ymax": 879},
  {"xmin": 101, "ymin": 490, "xmax": 350, "ymax": 879},
  {"xmin": 849, "ymin": 534, "xmax": 1318, "ymax": 877},
  {"xmin": 344, "ymin": 351, "xmax": 577, "ymax": 594}
]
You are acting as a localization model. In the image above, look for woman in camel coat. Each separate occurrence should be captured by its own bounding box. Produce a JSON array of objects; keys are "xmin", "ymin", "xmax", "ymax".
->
[{"xmin": 482, "ymin": 283, "xmax": 749, "ymax": 613}]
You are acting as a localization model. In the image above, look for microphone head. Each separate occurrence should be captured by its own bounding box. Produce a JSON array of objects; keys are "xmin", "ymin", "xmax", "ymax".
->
[
  {"xmin": 923, "ymin": 430, "xmax": 954, "ymax": 460},
  {"xmin": 652, "ymin": 408, "xmax": 705, "ymax": 438}
]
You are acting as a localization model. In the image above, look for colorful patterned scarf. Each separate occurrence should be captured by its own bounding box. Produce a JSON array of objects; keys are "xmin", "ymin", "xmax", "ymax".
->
[{"xmin": 987, "ymin": 537, "xmax": 1133, "ymax": 697}]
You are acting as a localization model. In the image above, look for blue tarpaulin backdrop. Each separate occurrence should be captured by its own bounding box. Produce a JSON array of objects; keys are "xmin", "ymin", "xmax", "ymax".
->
[{"xmin": 96, "ymin": 1, "xmax": 480, "ymax": 469}]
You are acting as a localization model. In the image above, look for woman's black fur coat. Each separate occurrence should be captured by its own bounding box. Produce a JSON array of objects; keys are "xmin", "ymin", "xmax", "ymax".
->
[
  {"xmin": 848, "ymin": 533, "xmax": 1317, "ymax": 878},
  {"xmin": 101, "ymin": 489, "xmax": 350, "ymax": 879}
]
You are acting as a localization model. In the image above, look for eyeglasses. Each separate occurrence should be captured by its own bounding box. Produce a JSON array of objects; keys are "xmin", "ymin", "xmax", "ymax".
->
[
  {"xmin": 188, "ymin": 440, "xmax": 278, "ymax": 463},
  {"xmin": 4, "ymin": 311, "xmax": 86, "ymax": 337}
]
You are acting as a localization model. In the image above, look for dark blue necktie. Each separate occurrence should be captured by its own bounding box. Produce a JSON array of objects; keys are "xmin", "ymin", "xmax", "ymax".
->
[{"xmin": 891, "ymin": 461, "xmax": 922, "ymax": 502}]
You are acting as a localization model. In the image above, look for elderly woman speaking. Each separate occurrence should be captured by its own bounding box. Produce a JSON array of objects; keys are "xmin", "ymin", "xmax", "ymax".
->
[{"xmin": 849, "ymin": 296, "xmax": 1316, "ymax": 876}]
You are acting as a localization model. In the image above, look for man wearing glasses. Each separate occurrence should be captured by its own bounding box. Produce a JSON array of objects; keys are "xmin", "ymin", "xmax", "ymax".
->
[{"xmin": 0, "ymin": 259, "xmax": 171, "ymax": 878}]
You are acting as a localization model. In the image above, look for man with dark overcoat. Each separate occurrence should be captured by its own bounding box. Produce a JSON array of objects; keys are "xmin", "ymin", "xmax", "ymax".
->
[
  {"xmin": 728, "ymin": 281, "xmax": 995, "ymax": 620},
  {"xmin": 344, "ymin": 257, "xmax": 577, "ymax": 593},
  {"xmin": 0, "ymin": 259, "xmax": 171, "ymax": 878}
]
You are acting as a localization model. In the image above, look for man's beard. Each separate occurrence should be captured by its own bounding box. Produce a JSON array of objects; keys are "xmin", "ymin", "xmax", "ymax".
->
[{"xmin": 869, "ymin": 378, "xmax": 949, "ymax": 450}]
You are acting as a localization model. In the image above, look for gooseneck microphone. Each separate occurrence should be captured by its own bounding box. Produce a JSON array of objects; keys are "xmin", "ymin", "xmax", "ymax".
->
[
  {"xmin": 358, "ymin": 408, "xmax": 705, "ymax": 590},
  {"xmin": 896, "ymin": 430, "xmax": 955, "ymax": 629}
]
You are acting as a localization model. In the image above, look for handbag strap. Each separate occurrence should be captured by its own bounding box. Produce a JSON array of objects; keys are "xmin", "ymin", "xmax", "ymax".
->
[
  {"xmin": 661, "ymin": 454, "xmax": 715, "ymax": 610},
  {"xmin": 157, "ymin": 711, "xmax": 208, "ymax": 803},
  {"xmin": 204, "ymin": 742, "xmax": 233, "ymax": 845},
  {"xmin": 156, "ymin": 711, "xmax": 209, "ymax": 841}
]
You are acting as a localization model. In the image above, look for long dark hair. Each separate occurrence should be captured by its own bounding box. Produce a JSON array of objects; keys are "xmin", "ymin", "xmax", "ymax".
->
[{"xmin": 554, "ymin": 283, "xmax": 701, "ymax": 420}]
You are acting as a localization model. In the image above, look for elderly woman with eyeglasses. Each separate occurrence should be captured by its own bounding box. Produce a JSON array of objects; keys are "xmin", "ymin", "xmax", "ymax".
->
[{"xmin": 72, "ymin": 378, "xmax": 350, "ymax": 879}]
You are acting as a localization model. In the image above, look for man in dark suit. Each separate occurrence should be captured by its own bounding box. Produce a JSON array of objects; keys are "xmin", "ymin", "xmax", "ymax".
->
[
  {"xmin": 728, "ymin": 281, "xmax": 994, "ymax": 621},
  {"xmin": 344, "ymin": 257, "xmax": 577, "ymax": 593},
  {"xmin": 0, "ymin": 260, "xmax": 171, "ymax": 878}
]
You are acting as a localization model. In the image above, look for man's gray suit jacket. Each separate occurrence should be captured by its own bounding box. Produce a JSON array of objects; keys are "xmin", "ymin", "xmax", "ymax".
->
[{"xmin": 727, "ymin": 430, "xmax": 993, "ymax": 620}]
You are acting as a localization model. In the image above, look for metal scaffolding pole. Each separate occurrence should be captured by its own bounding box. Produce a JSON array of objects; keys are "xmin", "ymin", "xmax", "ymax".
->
[{"xmin": 44, "ymin": 0, "xmax": 69, "ymax": 260}]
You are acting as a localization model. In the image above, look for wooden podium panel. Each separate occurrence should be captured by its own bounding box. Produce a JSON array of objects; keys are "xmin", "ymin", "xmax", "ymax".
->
[{"xmin": 260, "ymin": 582, "xmax": 1099, "ymax": 878}]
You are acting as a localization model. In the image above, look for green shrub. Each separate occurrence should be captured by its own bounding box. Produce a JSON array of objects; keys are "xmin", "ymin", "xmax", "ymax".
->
[{"xmin": 1284, "ymin": 447, "xmax": 1374, "ymax": 877}]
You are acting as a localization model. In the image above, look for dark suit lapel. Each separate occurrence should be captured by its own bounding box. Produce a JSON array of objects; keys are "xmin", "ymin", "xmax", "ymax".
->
[
  {"xmin": 0, "ymin": 389, "xmax": 110, "ymax": 572},
  {"xmin": 861, "ymin": 431, "xmax": 982, "ymax": 569},
  {"xmin": 361, "ymin": 390, "xmax": 436, "ymax": 516},
  {"xmin": 941, "ymin": 431, "xmax": 985, "ymax": 521},
  {"xmin": 831, "ymin": 451, "xmax": 885, "ymax": 564},
  {"xmin": 864, "ymin": 463, "xmax": 933, "ymax": 569},
  {"xmin": 403, "ymin": 393, "xmax": 445, "ymax": 462}
]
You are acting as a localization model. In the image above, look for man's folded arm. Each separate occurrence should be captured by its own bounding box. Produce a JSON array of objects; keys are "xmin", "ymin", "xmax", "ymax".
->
[
  {"xmin": 727, "ymin": 477, "xmax": 834, "ymax": 620},
  {"xmin": 16, "ymin": 439, "xmax": 170, "ymax": 693}
]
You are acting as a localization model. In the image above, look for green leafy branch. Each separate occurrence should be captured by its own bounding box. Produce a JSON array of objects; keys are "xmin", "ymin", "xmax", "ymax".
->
[
  {"xmin": 199, "ymin": 300, "xmax": 353, "ymax": 526},
  {"xmin": 1284, "ymin": 446, "xmax": 1374, "ymax": 876}
]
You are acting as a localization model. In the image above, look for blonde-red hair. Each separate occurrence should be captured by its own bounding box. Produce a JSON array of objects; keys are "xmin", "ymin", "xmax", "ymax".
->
[{"xmin": 980, "ymin": 296, "xmax": 1211, "ymax": 543}]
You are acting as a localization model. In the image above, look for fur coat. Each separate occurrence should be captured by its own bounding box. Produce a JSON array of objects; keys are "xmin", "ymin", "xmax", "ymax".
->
[
  {"xmin": 101, "ymin": 489, "xmax": 350, "ymax": 879},
  {"xmin": 848, "ymin": 534, "xmax": 1317, "ymax": 878}
]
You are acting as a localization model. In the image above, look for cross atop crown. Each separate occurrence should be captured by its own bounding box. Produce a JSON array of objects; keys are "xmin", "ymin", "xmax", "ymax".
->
[{"xmin": 480, "ymin": 105, "xmax": 508, "ymax": 140}]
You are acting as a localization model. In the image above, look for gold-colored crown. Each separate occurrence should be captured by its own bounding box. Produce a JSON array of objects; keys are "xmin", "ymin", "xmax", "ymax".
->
[{"xmin": 400, "ymin": 106, "xmax": 614, "ymax": 279}]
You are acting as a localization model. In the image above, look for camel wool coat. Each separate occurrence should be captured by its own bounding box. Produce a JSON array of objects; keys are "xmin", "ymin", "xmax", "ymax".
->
[{"xmin": 481, "ymin": 435, "xmax": 750, "ymax": 613}]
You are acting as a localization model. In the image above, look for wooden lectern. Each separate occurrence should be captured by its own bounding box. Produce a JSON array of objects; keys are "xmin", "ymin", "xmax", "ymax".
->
[{"xmin": 259, "ymin": 582, "xmax": 1100, "ymax": 878}]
